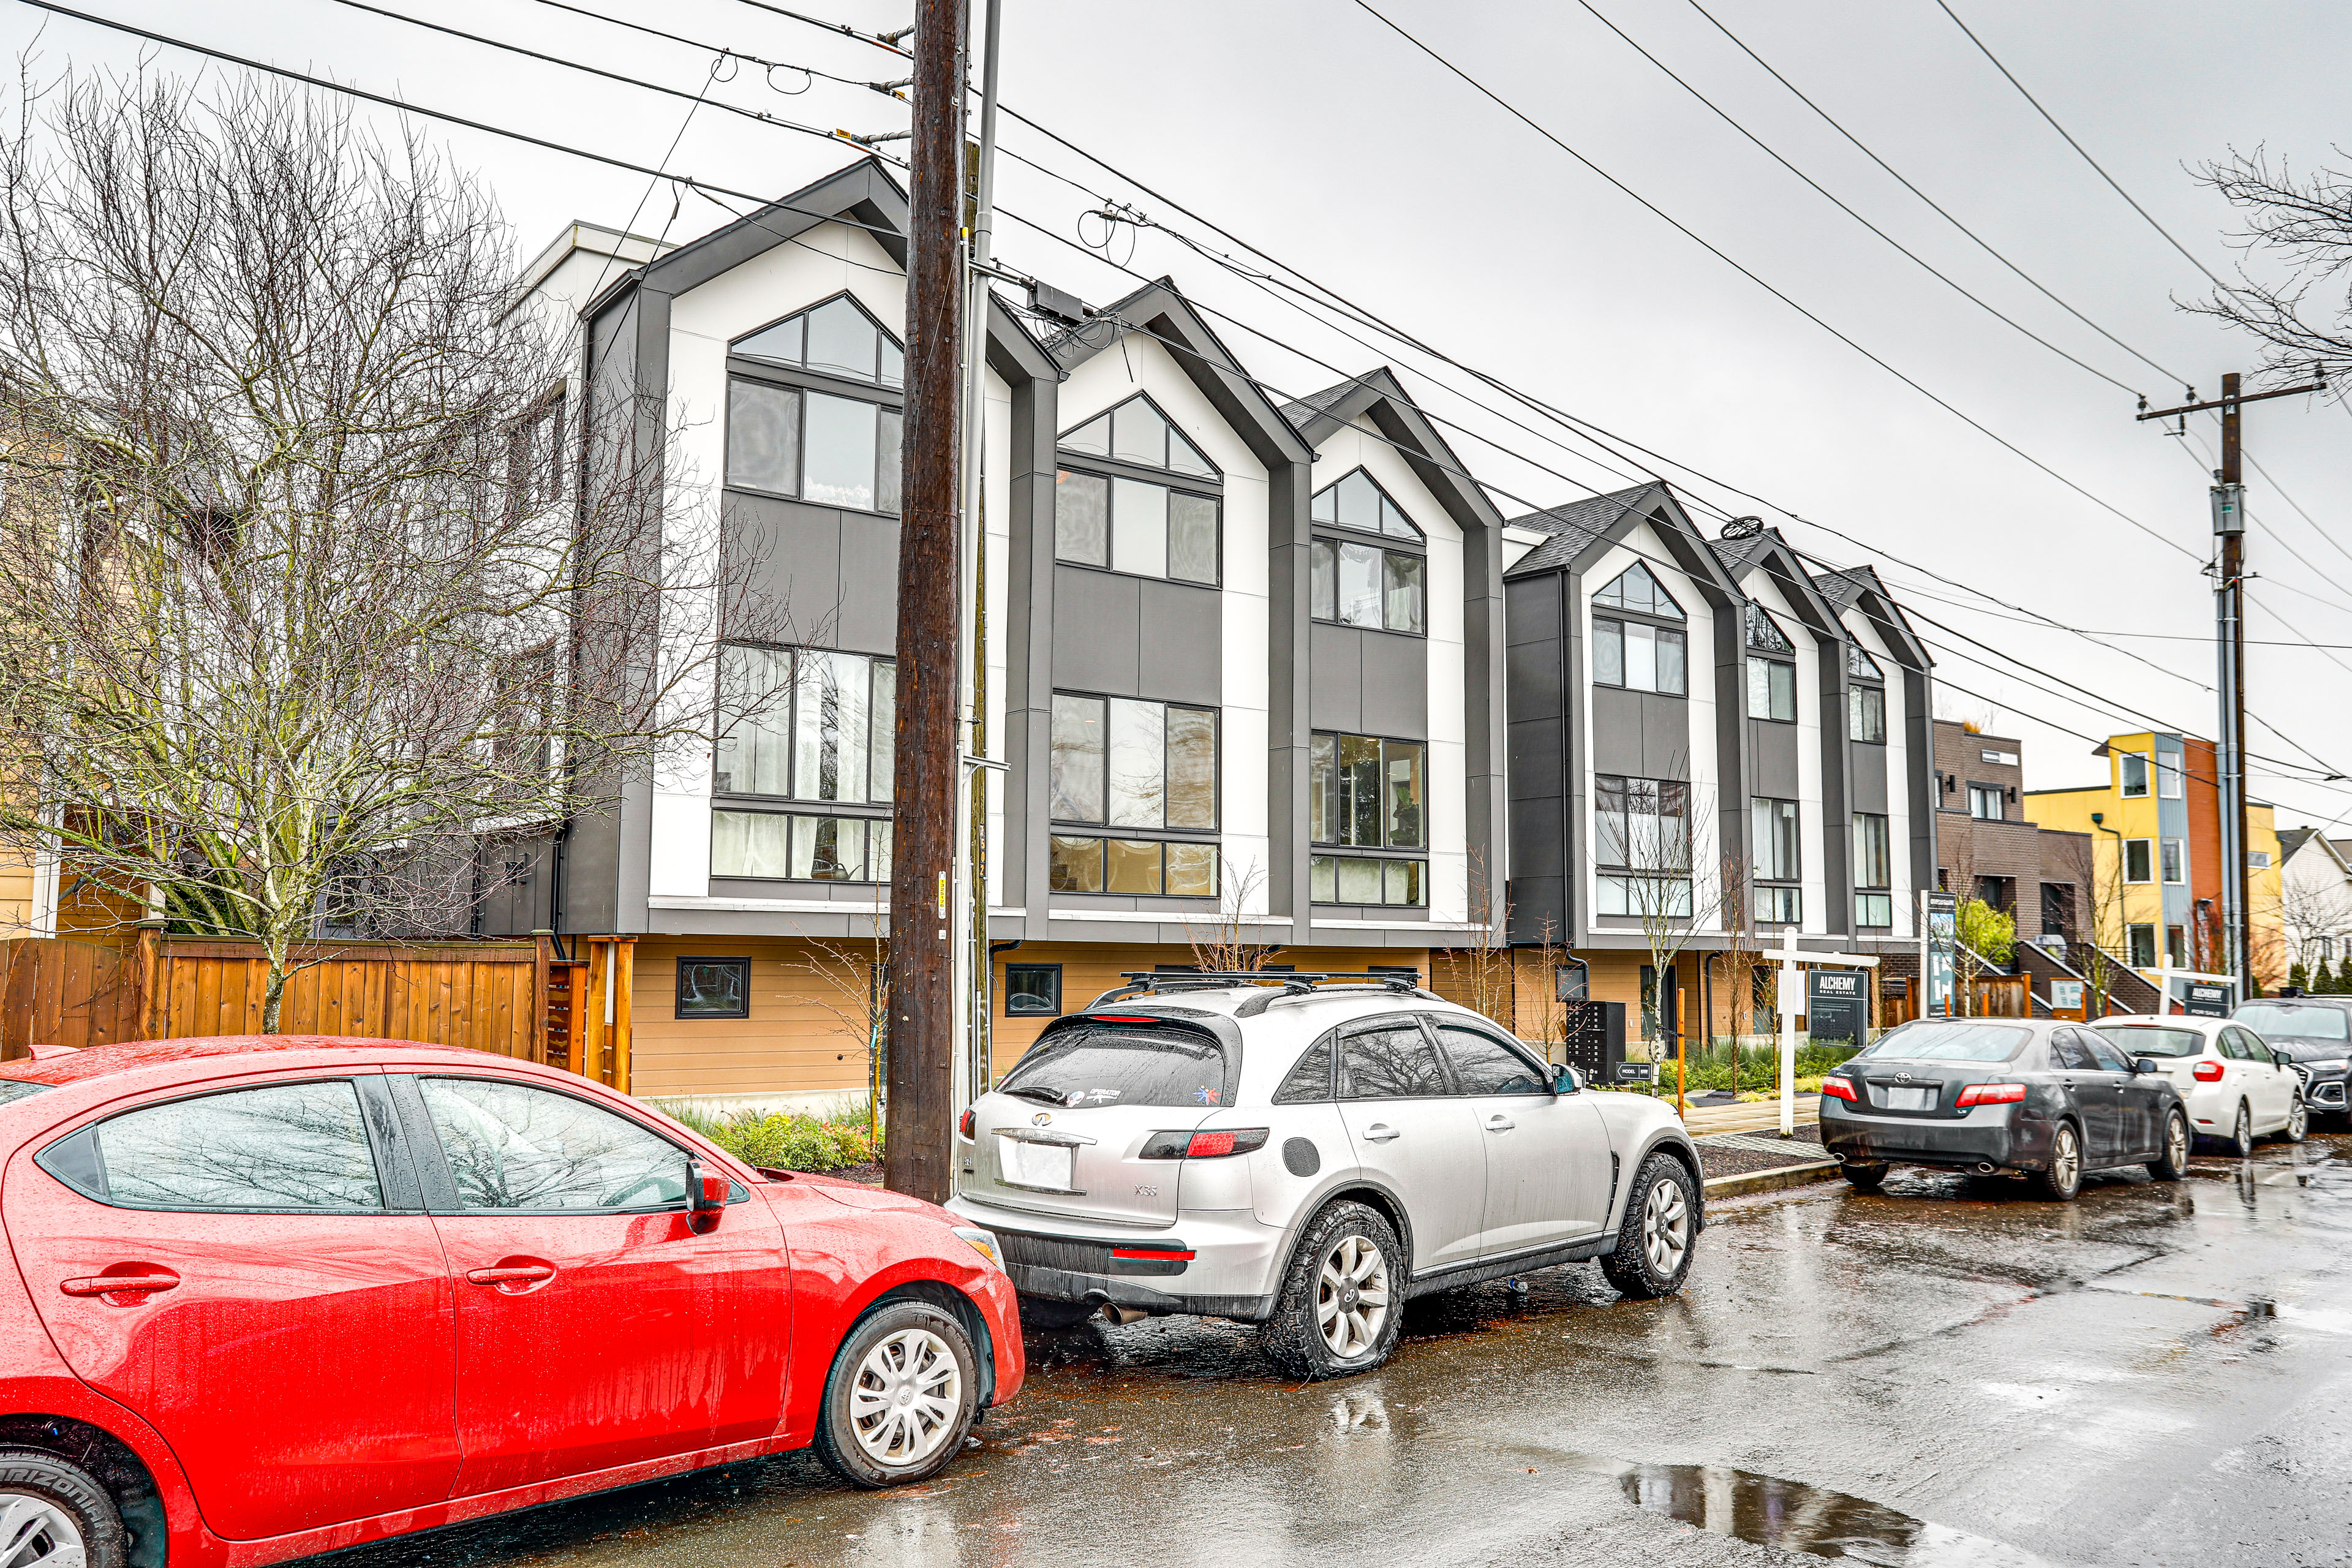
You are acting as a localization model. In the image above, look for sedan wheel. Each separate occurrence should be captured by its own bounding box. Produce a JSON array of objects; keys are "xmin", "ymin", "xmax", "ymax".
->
[
  {"xmin": 2147, "ymin": 1109, "xmax": 2192, "ymax": 1182},
  {"xmin": 2282, "ymin": 1095, "xmax": 2309, "ymax": 1144},
  {"xmin": 0, "ymin": 1450, "xmax": 126, "ymax": 1568},
  {"xmin": 1262, "ymin": 1201, "xmax": 1406, "ymax": 1380},
  {"xmin": 2030, "ymin": 1122, "xmax": 2082, "ymax": 1202},
  {"xmin": 2228, "ymin": 1101, "xmax": 2255, "ymax": 1159},
  {"xmin": 814, "ymin": 1302, "xmax": 979, "ymax": 1488}
]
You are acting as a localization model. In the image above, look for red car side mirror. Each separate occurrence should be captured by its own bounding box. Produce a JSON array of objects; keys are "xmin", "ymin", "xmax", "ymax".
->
[{"xmin": 687, "ymin": 1158, "xmax": 728, "ymax": 1234}]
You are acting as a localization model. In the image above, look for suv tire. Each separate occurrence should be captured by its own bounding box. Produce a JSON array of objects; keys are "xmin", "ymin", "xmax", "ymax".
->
[
  {"xmin": 813, "ymin": 1300, "xmax": 981, "ymax": 1489},
  {"xmin": 0, "ymin": 1449, "xmax": 126, "ymax": 1568},
  {"xmin": 1599, "ymin": 1152, "xmax": 1698, "ymax": 1299},
  {"xmin": 1261, "ymin": 1201, "xmax": 1404, "ymax": 1381}
]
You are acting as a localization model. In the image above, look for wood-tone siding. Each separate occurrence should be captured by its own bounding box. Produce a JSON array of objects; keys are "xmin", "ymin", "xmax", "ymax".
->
[{"xmin": 628, "ymin": 938, "xmax": 891, "ymax": 1104}]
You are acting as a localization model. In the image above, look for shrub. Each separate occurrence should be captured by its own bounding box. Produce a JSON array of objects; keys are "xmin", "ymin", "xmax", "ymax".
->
[{"xmin": 654, "ymin": 1101, "xmax": 880, "ymax": 1172}]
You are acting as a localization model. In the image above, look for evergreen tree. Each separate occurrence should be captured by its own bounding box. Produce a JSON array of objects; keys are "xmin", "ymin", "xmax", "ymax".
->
[{"xmin": 2291, "ymin": 961, "xmax": 2310, "ymax": 993}]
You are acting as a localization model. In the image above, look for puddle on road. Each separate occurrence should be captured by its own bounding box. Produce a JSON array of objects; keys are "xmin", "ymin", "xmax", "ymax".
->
[{"xmin": 1605, "ymin": 1460, "xmax": 2054, "ymax": 1566}]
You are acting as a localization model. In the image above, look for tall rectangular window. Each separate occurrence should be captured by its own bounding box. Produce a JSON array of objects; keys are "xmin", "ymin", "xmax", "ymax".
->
[
  {"xmin": 1855, "ymin": 813, "xmax": 1891, "ymax": 929},
  {"xmin": 1054, "ymin": 469, "xmax": 1219, "ymax": 585},
  {"xmin": 2161, "ymin": 839, "xmax": 2185, "ymax": 883},
  {"xmin": 1848, "ymin": 684, "xmax": 1885, "ymax": 742},
  {"xmin": 725, "ymin": 379, "xmax": 900, "ymax": 514},
  {"xmin": 1594, "ymin": 617, "xmax": 1687, "ymax": 696},
  {"xmin": 2124, "ymin": 839, "xmax": 2154, "ymax": 883},
  {"xmin": 1746, "ymin": 657, "xmax": 1796, "ymax": 721},
  {"xmin": 2120, "ymin": 753, "xmax": 2150, "ymax": 797},
  {"xmin": 2128, "ymin": 923, "xmax": 2157, "ymax": 967},
  {"xmin": 1752, "ymin": 796, "xmax": 1800, "ymax": 924},
  {"xmin": 2155, "ymin": 753, "xmax": 2184, "ymax": 799},
  {"xmin": 714, "ymin": 645, "xmax": 894, "ymax": 803},
  {"xmin": 1049, "ymin": 694, "xmax": 1217, "ymax": 830},
  {"xmin": 1310, "ymin": 539, "xmax": 1424, "ymax": 635}
]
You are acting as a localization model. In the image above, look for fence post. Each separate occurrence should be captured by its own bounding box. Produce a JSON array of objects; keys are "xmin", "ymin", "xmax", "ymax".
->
[
  {"xmin": 530, "ymin": 930, "xmax": 553, "ymax": 1065},
  {"xmin": 611, "ymin": 939, "xmax": 635, "ymax": 1095}
]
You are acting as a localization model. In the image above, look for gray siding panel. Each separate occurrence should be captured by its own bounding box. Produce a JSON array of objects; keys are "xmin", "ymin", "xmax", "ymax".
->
[
  {"xmin": 1850, "ymin": 742, "xmax": 1889, "ymax": 814},
  {"xmin": 1590, "ymin": 688, "xmax": 1690, "ymax": 779},
  {"xmin": 1360, "ymin": 632, "xmax": 1428, "ymax": 739},
  {"xmin": 1749, "ymin": 720, "xmax": 1800, "ymax": 800},
  {"xmin": 1507, "ymin": 639, "xmax": 1562, "ymax": 722},
  {"xmin": 1308, "ymin": 622, "xmax": 1363, "ymax": 733},
  {"xmin": 834, "ymin": 515, "xmax": 902, "ymax": 655},
  {"xmin": 1050, "ymin": 567, "xmax": 1142, "ymax": 694},
  {"xmin": 1136, "ymin": 580, "xmax": 1221, "ymax": 706}
]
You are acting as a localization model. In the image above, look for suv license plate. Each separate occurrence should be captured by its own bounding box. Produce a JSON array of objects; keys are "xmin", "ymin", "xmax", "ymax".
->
[
  {"xmin": 1883, "ymin": 1085, "xmax": 1936, "ymax": 1111},
  {"xmin": 998, "ymin": 1135, "xmax": 1076, "ymax": 1191}
]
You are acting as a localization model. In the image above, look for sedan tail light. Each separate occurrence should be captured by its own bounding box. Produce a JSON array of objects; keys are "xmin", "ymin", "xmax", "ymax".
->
[
  {"xmin": 1820, "ymin": 1076, "xmax": 1857, "ymax": 1102},
  {"xmin": 1955, "ymin": 1083, "xmax": 2027, "ymax": 1107},
  {"xmin": 1140, "ymin": 1128, "xmax": 1271, "ymax": 1159},
  {"xmin": 2192, "ymin": 1060, "xmax": 2225, "ymax": 1082}
]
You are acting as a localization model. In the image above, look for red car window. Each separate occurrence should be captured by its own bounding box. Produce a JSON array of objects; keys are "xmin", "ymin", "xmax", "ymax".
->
[
  {"xmin": 418, "ymin": 1077, "xmax": 687, "ymax": 1211},
  {"xmin": 39, "ymin": 1080, "xmax": 383, "ymax": 1211}
]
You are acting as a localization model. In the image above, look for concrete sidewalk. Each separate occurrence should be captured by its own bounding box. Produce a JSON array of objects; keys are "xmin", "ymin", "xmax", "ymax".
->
[{"xmin": 1680, "ymin": 1095, "xmax": 1821, "ymax": 1136}]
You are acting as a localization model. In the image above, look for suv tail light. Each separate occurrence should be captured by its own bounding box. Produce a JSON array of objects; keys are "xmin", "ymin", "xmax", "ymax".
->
[
  {"xmin": 1140, "ymin": 1128, "xmax": 1270, "ymax": 1160},
  {"xmin": 1955, "ymin": 1083, "xmax": 2026, "ymax": 1107},
  {"xmin": 958, "ymin": 1108, "xmax": 976, "ymax": 1140},
  {"xmin": 1820, "ymin": 1076, "xmax": 1856, "ymax": 1102},
  {"xmin": 2193, "ymin": 1060, "xmax": 2225, "ymax": 1082}
]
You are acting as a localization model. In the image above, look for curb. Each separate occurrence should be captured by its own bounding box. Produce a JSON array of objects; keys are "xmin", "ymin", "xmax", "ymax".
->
[{"xmin": 1702, "ymin": 1159, "xmax": 1843, "ymax": 1200}]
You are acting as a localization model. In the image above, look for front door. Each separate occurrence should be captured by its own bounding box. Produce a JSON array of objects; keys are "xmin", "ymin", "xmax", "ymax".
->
[
  {"xmin": 5, "ymin": 1074, "xmax": 459, "ymax": 1540},
  {"xmin": 1428, "ymin": 1019, "xmax": 1613, "ymax": 1254},
  {"xmin": 1333, "ymin": 1017, "xmax": 1485, "ymax": 1275},
  {"xmin": 401, "ymin": 1075, "xmax": 790, "ymax": 1497}
]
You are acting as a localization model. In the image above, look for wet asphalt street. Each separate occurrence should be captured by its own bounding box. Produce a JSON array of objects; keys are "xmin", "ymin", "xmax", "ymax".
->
[{"xmin": 335, "ymin": 1135, "xmax": 2352, "ymax": 1568}]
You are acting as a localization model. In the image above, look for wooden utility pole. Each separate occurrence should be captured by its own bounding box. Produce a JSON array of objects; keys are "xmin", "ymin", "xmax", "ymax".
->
[
  {"xmin": 886, "ymin": 0, "xmax": 968, "ymax": 1203},
  {"xmin": 2137, "ymin": 369, "xmax": 2324, "ymax": 997}
]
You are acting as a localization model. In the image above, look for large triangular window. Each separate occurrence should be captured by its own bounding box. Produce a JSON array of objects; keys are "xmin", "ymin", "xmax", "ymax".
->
[
  {"xmin": 1746, "ymin": 601, "xmax": 1794, "ymax": 654},
  {"xmin": 1058, "ymin": 394, "xmax": 1218, "ymax": 478},
  {"xmin": 1593, "ymin": 562, "xmax": 1683, "ymax": 620},
  {"xmin": 1311, "ymin": 468, "xmax": 1422, "ymax": 541},
  {"xmin": 732, "ymin": 293, "xmax": 904, "ymax": 388}
]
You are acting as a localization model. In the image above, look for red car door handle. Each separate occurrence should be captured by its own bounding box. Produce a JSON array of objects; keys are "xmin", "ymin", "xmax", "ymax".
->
[
  {"xmin": 466, "ymin": 1265, "xmax": 556, "ymax": 1286},
  {"xmin": 62, "ymin": 1272, "xmax": 179, "ymax": 1298}
]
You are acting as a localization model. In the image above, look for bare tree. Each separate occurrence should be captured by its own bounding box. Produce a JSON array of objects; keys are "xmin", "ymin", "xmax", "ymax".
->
[
  {"xmin": 1185, "ymin": 856, "xmax": 1276, "ymax": 974},
  {"xmin": 2183, "ymin": 151, "xmax": 2352, "ymax": 392},
  {"xmin": 1436, "ymin": 845, "xmax": 1515, "ymax": 1029},
  {"xmin": 0, "ymin": 74, "xmax": 787, "ymax": 1027},
  {"xmin": 1716, "ymin": 851, "xmax": 1765, "ymax": 1091},
  {"xmin": 1602, "ymin": 775, "xmax": 1722, "ymax": 1112},
  {"xmin": 796, "ymin": 918, "xmax": 891, "ymax": 1145}
]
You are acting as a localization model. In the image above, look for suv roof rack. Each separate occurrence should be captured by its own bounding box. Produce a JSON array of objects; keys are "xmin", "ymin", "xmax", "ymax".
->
[{"xmin": 1086, "ymin": 971, "xmax": 1441, "ymax": 1016}]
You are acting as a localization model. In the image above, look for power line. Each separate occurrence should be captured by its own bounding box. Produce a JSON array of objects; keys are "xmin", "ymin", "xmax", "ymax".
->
[
  {"xmin": 1680, "ymin": 0, "xmax": 2186, "ymax": 390},
  {"xmin": 1928, "ymin": 0, "xmax": 2235, "ymax": 296},
  {"xmin": 1346, "ymin": 0, "xmax": 2200, "ymax": 562},
  {"xmin": 1574, "ymin": 0, "xmax": 2146, "ymax": 396}
]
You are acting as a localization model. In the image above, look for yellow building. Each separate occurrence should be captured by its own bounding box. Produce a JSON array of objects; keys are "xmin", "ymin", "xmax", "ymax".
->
[{"xmin": 2024, "ymin": 731, "xmax": 2282, "ymax": 991}]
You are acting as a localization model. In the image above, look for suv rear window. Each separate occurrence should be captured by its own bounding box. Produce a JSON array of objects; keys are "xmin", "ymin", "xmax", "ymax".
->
[
  {"xmin": 2090, "ymin": 1025, "xmax": 2205, "ymax": 1058},
  {"xmin": 1000, "ymin": 1020, "xmax": 1230, "ymax": 1109},
  {"xmin": 2236, "ymin": 1003, "xmax": 2350, "ymax": 1041},
  {"xmin": 1857, "ymin": 1022, "xmax": 2029, "ymax": 1063}
]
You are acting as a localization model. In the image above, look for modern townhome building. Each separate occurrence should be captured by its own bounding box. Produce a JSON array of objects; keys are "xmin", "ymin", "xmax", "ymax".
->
[
  {"xmin": 2026, "ymin": 731, "xmax": 2284, "ymax": 993},
  {"xmin": 1499, "ymin": 489, "xmax": 1937, "ymax": 1038},
  {"xmin": 493, "ymin": 158, "xmax": 1509, "ymax": 1112},
  {"xmin": 1929, "ymin": 718, "xmax": 2092, "ymax": 943}
]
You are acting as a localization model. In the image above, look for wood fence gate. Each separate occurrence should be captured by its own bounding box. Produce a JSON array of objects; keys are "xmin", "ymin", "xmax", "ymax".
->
[{"xmin": 2, "ymin": 932, "xmax": 632, "ymax": 1090}]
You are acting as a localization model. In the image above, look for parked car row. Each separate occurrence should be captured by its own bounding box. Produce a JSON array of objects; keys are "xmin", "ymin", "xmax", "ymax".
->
[{"xmin": 4, "ymin": 984, "xmax": 2335, "ymax": 1568}]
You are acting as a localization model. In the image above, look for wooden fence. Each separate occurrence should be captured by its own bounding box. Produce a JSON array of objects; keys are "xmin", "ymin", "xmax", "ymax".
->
[{"xmin": 1, "ymin": 932, "xmax": 631, "ymax": 1090}]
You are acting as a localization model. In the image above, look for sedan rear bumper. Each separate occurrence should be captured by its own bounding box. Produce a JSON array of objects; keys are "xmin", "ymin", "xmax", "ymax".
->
[{"xmin": 1819, "ymin": 1102, "xmax": 2057, "ymax": 1172}]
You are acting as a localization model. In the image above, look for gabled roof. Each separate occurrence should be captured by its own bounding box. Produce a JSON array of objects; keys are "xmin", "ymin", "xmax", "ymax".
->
[
  {"xmin": 1813, "ymin": 560, "xmax": 1931, "ymax": 672},
  {"xmin": 1706, "ymin": 525, "xmax": 1843, "ymax": 644},
  {"xmin": 1281, "ymin": 368, "xmax": 1506, "ymax": 537},
  {"xmin": 1046, "ymin": 277, "xmax": 1312, "ymax": 470},
  {"xmin": 1501, "ymin": 481, "xmax": 1742, "ymax": 605}
]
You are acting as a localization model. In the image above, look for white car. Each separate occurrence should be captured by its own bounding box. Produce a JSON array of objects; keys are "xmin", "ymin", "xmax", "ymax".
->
[
  {"xmin": 944, "ymin": 972, "xmax": 1705, "ymax": 1379},
  {"xmin": 2089, "ymin": 1015, "xmax": 2307, "ymax": 1155}
]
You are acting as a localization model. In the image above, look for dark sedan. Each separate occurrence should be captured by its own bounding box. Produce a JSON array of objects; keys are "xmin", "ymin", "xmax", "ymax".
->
[
  {"xmin": 1819, "ymin": 1019, "xmax": 2192, "ymax": 1201},
  {"xmin": 2233, "ymin": 998, "xmax": 2352, "ymax": 1125}
]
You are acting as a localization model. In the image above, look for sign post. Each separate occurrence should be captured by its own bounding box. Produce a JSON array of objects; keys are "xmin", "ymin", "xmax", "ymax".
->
[
  {"xmin": 1773, "ymin": 928, "xmax": 1882, "ymax": 1137},
  {"xmin": 1923, "ymin": 891, "xmax": 1958, "ymax": 1017}
]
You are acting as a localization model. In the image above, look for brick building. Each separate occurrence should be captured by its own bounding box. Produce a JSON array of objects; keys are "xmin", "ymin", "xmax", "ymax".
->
[{"xmin": 1931, "ymin": 720, "xmax": 2090, "ymax": 943}]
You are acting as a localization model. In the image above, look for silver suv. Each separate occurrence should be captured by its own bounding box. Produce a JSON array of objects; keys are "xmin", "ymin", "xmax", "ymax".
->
[{"xmin": 945, "ymin": 972, "xmax": 1705, "ymax": 1379}]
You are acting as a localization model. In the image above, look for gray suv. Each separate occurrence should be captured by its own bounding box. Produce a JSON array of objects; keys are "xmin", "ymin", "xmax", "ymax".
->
[
  {"xmin": 2234, "ymin": 996, "xmax": 2352, "ymax": 1125},
  {"xmin": 944, "ymin": 973, "xmax": 1705, "ymax": 1379}
]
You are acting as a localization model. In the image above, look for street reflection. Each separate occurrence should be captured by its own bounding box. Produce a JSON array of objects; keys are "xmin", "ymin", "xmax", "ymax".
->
[{"xmin": 1618, "ymin": 1462, "xmax": 2053, "ymax": 1566}]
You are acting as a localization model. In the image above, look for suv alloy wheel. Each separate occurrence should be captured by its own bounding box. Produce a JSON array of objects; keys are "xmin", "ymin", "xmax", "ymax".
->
[
  {"xmin": 1261, "ymin": 1201, "xmax": 1405, "ymax": 1380},
  {"xmin": 1599, "ymin": 1153, "xmax": 1698, "ymax": 1299}
]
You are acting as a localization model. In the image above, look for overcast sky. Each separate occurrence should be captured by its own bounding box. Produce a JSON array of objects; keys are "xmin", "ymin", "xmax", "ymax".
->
[{"xmin": 13, "ymin": 0, "xmax": 2352, "ymax": 828}]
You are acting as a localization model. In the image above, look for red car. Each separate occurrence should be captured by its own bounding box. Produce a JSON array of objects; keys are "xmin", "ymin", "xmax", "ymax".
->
[{"xmin": 0, "ymin": 1036, "xmax": 1022, "ymax": 1568}]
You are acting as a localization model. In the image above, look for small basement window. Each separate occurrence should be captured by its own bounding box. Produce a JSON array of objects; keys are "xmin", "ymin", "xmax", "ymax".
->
[
  {"xmin": 1005, "ymin": 963, "xmax": 1063, "ymax": 1017},
  {"xmin": 676, "ymin": 957, "xmax": 751, "ymax": 1019}
]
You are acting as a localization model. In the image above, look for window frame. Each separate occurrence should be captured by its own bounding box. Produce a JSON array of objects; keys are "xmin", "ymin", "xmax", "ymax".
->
[
  {"xmin": 1593, "ymin": 613, "xmax": 1688, "ymax": 696},
  {"xmin": 1003, "ymin": 963, "xmax": 1063, "ymax": 1017},
  {"xmin": 722, "ymin": 370, "xmax": 904, "ymax": 517},
  {"xmin": 729, "ymin": 290, "xmax": 906, "ymax": 388},
  {"xmin": 1047, "ymin": 690, "xmax": 1222, "ymax": 836},
  {"xmin": 1746, "ymin": 654, "xmax": 1798, "ymax": 722},
  {"xmin": 34, "ymin": 1076, "xmax": 400, "ymax": 1216},
  {"xmin": 2124, "ymin": 839, "xmax": 2155, "ymax": 884},
  {"xmin": 2128, "ymin": 924, "xmax": 2157, "ymax": 968},
  {"xmin": 714, "ymin": 643, "xmax": 897, "ymax": 806},
  {"xmin": 709, "ymin": 807, "xmax": 894, "ymax": 886},
  {"xmin": 1967, "ymin": 783, "xmax": 2004, "ymax": 821},
  {"xmin": 1309, "ymin": 535, "xmax": 1426, "ymax": 636},
  {"xmin": 2120, "ymin": 753, "xmax": 2151, "ymax": 797},
  {"xmin": 1053, "ymin": 395, "xmax": 1224, "ymax": 587},
  {"xmin": 2160, "ymin": 838, "xmax": 2186, "ymax": 884},
  {"xmin": 1310, "ymin": 466, "xmax": 1425, "ymax": 542},
  {"xmin": 1310, "ymin": 730, "xmax": 1427, "ymax": 852},
  {"xmin": 1847, "ymin": 680, "xmax": 1886, "ymax": 743},
  {"xmin": 404, "ymin": 1074, "xmax": 737, "ymax": 1218},
  {"xmin": 675, "ymin": 956, "xmax": 752, "ymax": 1020}
]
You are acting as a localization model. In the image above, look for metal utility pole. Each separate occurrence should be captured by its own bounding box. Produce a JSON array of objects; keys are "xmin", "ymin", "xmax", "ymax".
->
[
  {"xmin": 2136, "ymin": 369, "xmax": 2324, "ymax": 998},
  {"xmin": 886, "ymin": 0, "xmax": 968, "ymax": 1204}
]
